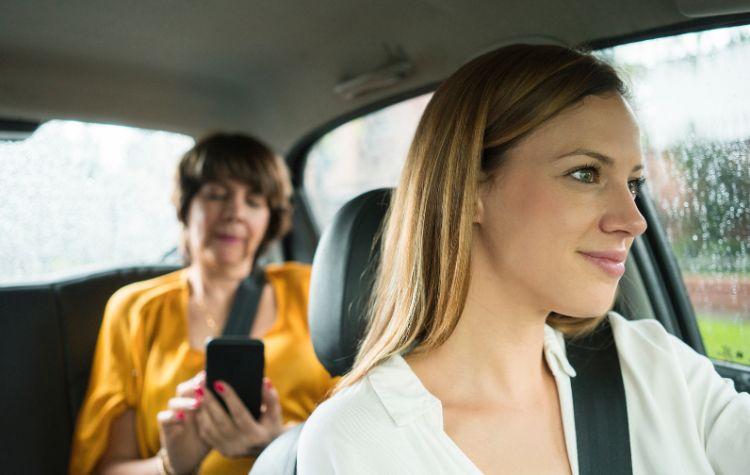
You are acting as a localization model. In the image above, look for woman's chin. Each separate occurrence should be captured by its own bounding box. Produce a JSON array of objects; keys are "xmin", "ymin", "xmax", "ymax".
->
[
  {"xmin": 554, "ymin": 289, "xmax": 617, "ymax": 319},
  {"xmin": 201, "ymin": 251, "xmax": 252, "ymax": 274}
]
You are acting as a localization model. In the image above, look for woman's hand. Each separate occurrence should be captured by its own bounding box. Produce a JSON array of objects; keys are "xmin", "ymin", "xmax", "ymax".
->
[
  {"xmin": 194, "ymin": 377, "xmax": 284, "ymax": 458},
  {"xmin": 157, "ymin": 372, "xmax": 211, "ymax": 474}
]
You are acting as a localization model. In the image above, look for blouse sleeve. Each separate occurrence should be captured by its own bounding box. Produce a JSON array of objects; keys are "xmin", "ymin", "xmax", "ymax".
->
[
  {"xmin": 670, "ymin": 333, "xmax": 750, "ymax": 474},
  {"xmin": 68, "ymin": 288, "xmax": 140, "ymax": 475}
]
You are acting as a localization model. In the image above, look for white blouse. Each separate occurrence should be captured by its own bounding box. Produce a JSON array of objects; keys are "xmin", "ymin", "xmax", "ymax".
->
[{"xmin": 297, "ymin": 312, "xmax": 750, "ymax": 474}]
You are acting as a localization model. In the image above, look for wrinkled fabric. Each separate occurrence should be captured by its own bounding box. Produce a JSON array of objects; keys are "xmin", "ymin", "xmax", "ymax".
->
[
  {"xmin": 70, "ymin": 262, "xmax": 335, "ymax": 474},
  {"xmin": 299, "ymin": 312, "xmax": 750, "ymax": 474}
]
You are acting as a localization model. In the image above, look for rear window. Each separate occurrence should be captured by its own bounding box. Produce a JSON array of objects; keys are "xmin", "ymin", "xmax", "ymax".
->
[{"xmin": 0, "ymin": 120, "xmax": 193, "ymax": 285}]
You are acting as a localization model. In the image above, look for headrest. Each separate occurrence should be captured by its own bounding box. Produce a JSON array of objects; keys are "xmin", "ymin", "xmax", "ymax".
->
[{"xmin": 308, "ymin": 188, "xmax": 392, "ymax": 376}]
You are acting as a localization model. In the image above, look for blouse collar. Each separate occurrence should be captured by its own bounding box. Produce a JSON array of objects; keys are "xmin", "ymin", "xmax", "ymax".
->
[{"xmin": 367, "ymin": 323, "xmax": 577, "ymax": 427}]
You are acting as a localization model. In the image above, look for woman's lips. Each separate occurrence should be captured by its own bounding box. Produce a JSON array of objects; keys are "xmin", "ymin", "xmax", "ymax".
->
[
  {"xmin": 578, "ymin": 250, "xmax": 627, "ymax": 278},
  {"xmin": 215, "ymin": 234, "xmax": 243, "ymax": 244}
]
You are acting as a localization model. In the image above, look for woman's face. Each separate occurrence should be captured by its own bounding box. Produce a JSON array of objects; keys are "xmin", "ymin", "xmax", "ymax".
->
[
  {"xmin": 475, "ymin": 93, "xmax": 647, "ymax": 318},
  {"xmin": 185, "ymin": 179, "xmax": 270, "ymax": 276}
]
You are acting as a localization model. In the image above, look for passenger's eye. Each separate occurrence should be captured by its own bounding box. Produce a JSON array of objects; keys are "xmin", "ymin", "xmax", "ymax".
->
[
  {"xmin": 246, "ymin": 197, "xmax": 264, "ymax": 208},
  {"xmin": 569, "ymin": 166, "xmax": 600, "ymax": 184},
  {"xmin": 628, "ymin": 177, "xmax": 647, "ymax": 198},
  {"xmin": 202, "ymin": 186, "xmax": 228, "ymax": 200},
  {"xmin": 206, "ymin": 191, "xmax": 227, "ymax": 200}
]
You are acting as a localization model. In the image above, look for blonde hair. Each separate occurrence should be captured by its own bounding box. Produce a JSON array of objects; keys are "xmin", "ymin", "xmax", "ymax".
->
[{"xmin": 337, "ymin": 44, "xmax": 627, "ymax": 391}]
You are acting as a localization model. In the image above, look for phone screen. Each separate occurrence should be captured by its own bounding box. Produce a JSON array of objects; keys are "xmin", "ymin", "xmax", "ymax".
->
[{"xmin": 206, "ymin": 337, "xmax": 265, "ymax": 419}]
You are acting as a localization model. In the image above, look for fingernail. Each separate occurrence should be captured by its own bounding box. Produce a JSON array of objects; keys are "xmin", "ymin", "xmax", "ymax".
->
[
  {"xmin": 214, "ymin": 381, "xmax": 225, "ymax": 394},
  {"xmin": 176, "ymin": 410, "xmax": 185, "ymax": 421},
  {"xmin": 264, "ymin": 379, "xmax": 272, "ymax": 389},
  {"xmin": 195, "ymin": 387, "xmax": 204, "ymax": 398}
]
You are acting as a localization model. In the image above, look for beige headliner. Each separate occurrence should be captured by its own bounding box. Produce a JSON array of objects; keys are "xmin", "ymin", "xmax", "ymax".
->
[{"xmin": 0, "ymin": 0, "xmax": 711, "ymax": 151}]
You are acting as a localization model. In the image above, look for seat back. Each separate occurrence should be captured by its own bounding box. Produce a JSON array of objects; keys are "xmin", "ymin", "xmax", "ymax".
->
[
  {"xmin": 251, "ymin": 189, "xmax": 391, "ymax": 474},
  {"xmin": 0, "ymin": 284, "xmax": 70, "ymax": 474},
  {"xmin": 0, "ymin": 266, "xmax": 177, "ymax": 474}
]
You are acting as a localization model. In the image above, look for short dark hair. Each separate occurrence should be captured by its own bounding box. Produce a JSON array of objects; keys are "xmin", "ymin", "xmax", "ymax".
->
[{"xmin": 173, "ymin": 132, "xmax": 293, "ymax": 258}]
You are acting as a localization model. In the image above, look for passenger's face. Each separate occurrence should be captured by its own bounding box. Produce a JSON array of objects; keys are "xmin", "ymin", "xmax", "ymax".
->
[
  {"xmin": 474, "ymin": 94, "xmax": 647, "ymax": 317},
  {"xmin": 186, "ymin": 179, "xmax": 270, "ymax": 276}
]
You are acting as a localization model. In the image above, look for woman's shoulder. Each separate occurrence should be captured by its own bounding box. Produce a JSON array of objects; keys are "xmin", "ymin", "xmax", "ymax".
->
[
  {"xmin": 608, "ymin": 311, "xmax": 687, "ymax": 358},
  {"xmin": 301, "ymin": 354, "xmax": 440, "ymax": 443},
  {"xmin": 607, "ymin": 311, "xmax": 674, "ymax": 347},
  {"xmin": 302, "ymin": 377, "xmax": 388, "ymax": 436},
  {"xmin": 264, "ymin": 261, "xmax": 311, "ymax": 284},
  {"xmin": 264, "ymin": 262, "xmax": 311, "ymax": 305},
  {"xmin": 298, "ymin": 375, "xmax": 405, "ymax": 472},
  {"xmin": 606, "ymin": 311, "xmax": 716, "ymax": 381},
  {"xmin": 265, "ymin": 261, "xmax": 311, "ymax": 276},
  {"xmin": 299, "ymin": 371, "xmax": 405, "ymax": 450},
  {"xmin": 106, "ymin": 269, "xmax": 185, "ymax": 318}
]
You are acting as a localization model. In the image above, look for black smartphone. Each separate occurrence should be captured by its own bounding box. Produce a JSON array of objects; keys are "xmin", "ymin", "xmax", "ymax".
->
[{"xmin": 205, "ymin": 337, "xmax": 265, "ymax": 420}]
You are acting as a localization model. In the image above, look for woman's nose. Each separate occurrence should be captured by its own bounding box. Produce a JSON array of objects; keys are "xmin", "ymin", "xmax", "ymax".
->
[
  {"xmin": 600, "ymin": 186, "xmax": 648, "ymax": 237},
  {"xmin": 222, "ymin": 192, "xmax": 245, "ymax": 219}
]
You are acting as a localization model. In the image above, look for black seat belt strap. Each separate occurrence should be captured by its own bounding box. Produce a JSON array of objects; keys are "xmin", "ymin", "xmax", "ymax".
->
[
  {"xmin": 566, "ymin": 319, "xmax": 632, "ymax": 475},
  {"xmin": 222, "ymin": 266, "xmax": 266, "ymax": 337}
]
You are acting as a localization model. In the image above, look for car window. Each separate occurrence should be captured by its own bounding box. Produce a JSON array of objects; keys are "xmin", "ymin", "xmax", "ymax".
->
[
  {"xmin": 0, "ymin": 120, "xmax": 193, "ymax": 285},
  {"xmin": 304, "ymin": 93, "xmax": 431, "ymax": 230},
  {"xmin": 601, "ymin": 25, "xmax": 750, "ymax": 367}
]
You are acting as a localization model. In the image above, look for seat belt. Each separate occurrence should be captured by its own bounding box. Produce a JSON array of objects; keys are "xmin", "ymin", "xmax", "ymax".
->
[
  {"xmin": 221, "ymin": 266, "xmax": 266, "ymax": 337},
  {"xmin": 566, "ymin": 319, "xmax": 632, "ymax": 475}
]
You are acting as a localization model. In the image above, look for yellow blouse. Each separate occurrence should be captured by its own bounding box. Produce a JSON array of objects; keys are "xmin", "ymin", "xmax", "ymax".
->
[{"xmin": 69, "ymin": 262, "xmax": 335, "ymax": 474}]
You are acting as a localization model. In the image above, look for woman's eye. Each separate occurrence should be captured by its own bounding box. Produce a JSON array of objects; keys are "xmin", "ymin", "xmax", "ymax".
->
[
  {"xmin": 203, "ymin": 188, "xmax": 227, "ymax": 200},
  {"xmin": 628, "ymin": 177, "xmax": 646, "ymax": 197},
  {"xmin": 569, "ymin": 167, "xmax": 599, "ymax": 184}
]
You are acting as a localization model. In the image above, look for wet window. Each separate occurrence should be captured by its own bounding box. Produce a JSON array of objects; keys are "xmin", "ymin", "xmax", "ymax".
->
[
  {"xmin": 0, "ymin": 120, "xmax": 193, "ymax": 285},
  {"xmin": 602, "ymin": 25, "xmax": 750, "ymax": 366},
  {"xmin": 304, "ymin": 93, "xmax": 431, "ymax": 230}
]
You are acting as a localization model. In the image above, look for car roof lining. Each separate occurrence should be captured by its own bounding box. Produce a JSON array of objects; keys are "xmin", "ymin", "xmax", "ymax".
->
[{"xmin": 0, "ymin": 0, "xmax": 724, "ymax": 152}]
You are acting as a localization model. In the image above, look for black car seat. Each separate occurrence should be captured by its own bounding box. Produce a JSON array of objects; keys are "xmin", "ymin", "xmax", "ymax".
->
[
  {"xmin": 0, "ymin": 265, "xmax": 178, "ymax": 474},
  {"xmin": 251, "ymin": 188, "xmax": 391, "ymax": 474}
]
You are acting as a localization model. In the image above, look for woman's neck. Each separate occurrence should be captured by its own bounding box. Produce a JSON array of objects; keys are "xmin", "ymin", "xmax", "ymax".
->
[
  {"xmin": 187, "ymin": 264, "xmax": 245, "ymax": 304},
  {"xmin": 406, "ymin": 263, "xmax": 552, "ymax": 407}
]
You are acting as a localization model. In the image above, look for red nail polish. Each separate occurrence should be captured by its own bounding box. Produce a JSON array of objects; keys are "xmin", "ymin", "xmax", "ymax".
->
[
  {"xmin": 214, "ymin": 381, "xmax": 225, "ymax": 394},
  {"xmin": 195, "ymin": 387, "xmax": 204, "ymax": 398},
  {"xmin": 176, "ymin": 410, "xmax": 185, "ymax": 421}
]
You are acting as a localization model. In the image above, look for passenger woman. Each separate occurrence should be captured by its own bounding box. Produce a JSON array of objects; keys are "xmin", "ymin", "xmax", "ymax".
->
[
  {"xmin": 297, "ymin": 44, "xmax": 750, "ymax": 473},
  {"xmin": 70, "ymin": 133, "xmax": 336, "ymax": 474}
]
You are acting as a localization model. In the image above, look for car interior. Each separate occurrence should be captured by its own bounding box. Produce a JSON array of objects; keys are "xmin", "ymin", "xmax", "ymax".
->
[{"xmin": 1, "ymin": 0, "xmax": 749, "ymax": 473}]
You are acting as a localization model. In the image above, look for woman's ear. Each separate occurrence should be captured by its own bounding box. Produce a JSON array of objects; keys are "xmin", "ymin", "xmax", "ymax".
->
[{"xmin": 473, "ymin": 194, "xmax": 484, "ymax": 224}]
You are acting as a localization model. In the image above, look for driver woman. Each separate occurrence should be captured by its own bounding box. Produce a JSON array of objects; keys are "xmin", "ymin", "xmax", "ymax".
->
[{"xmin": 298, "ymin": 44, "xmax": 750, "ymax": 474}]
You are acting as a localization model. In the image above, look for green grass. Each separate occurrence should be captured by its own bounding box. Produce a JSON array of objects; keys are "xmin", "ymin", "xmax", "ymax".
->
[{"xmin": 697, "ymin": 316, "xmax": 750, "ymax": 366}]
